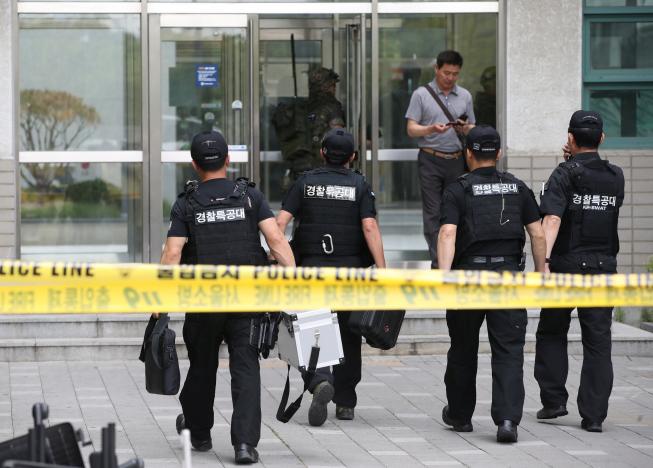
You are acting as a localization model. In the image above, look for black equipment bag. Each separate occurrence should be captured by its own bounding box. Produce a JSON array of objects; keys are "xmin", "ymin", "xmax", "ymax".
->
[
  {"xmin": 139, "ymin": 314, "xmax": 180, "ymax": 395},
  {"xmin": 348, "ymin": 310, "xmax": 406, "ymax": 350}
]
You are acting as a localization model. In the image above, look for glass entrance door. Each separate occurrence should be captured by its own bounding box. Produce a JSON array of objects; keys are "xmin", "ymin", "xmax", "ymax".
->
[
  {"xmin": 258, "ymin": 15, "xmax": 366, "ymax": 209},
  {"xmin": 148, "ymin": 14, "xmax": 251, "ymax": 259}
]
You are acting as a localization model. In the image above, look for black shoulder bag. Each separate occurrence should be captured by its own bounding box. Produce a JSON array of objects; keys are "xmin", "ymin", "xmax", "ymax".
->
[{"xmin": 139, "ymin": 314, "xmax": 180, "ymax": 395}]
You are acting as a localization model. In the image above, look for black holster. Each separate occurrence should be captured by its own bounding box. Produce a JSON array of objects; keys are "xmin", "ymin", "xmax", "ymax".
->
[{"xmin": 249, "ymin": 312, "xmax": 281, "ymax": 359}]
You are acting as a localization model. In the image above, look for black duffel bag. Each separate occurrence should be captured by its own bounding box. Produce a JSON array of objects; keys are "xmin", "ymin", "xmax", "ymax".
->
[
  {"xmin": 348, "ymin": 310, "xmax": 405, "ymax": 350},
  {"xmin": 139, "ymin": 314, "xmax": 180, "ymax": 395}
]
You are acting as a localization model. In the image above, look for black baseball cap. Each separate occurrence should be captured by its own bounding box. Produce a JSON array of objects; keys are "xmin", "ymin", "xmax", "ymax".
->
[
  {"xmin": 568, "ymin": 110, "xmax": 603, "ymax": 132},
  {"xmin": 466, "ymin": 125, "xmax": 500, "ymax": 155},
  {"xmin": 321, "ymin": 128, "xmax": 355, "ymax": 163},
  {"xmin": 190, "ymin": 131, "xmax": 228, "ymax": 167}
]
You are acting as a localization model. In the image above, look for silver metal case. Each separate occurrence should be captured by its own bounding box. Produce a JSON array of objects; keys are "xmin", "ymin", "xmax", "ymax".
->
[{"xmin": 277, "ymin": 308, "xmax": 344, "ymax": 371}]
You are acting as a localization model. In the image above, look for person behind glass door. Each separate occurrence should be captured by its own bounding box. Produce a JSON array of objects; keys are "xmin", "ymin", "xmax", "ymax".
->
[{"xmin": 405, "ymin": 50, "xmax": 476, "ymax": 268}]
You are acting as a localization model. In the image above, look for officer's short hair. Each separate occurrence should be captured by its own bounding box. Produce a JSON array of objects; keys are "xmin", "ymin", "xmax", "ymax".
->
[
  {"xmin": 191, "ymin": 131, "xmax": 228, "ymax": 171},
  {"xmin": 568, "ymin": 110, "xmax": 603, "ymax": 149},
  {"xmin": 436, "ymin": 50, "xmax": 463, "ymax": 69},
  {"xmin": 466, "ymin": 125, "xmax": 500, "ymax": 161}
]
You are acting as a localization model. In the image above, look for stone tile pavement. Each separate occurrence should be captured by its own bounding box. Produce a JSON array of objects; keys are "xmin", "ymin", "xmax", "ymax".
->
[{"xmin": 1, "ymin": 355, "xmax": 652, "ymax": 468}]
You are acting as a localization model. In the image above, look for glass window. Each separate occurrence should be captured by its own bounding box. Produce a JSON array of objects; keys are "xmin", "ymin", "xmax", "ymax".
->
[
  {"xmin": 589, "ymin": 87, "xmax": 653, "ymax": 138},
  {"xmin": 583, "ymin": 5, "xmax": 653, "ymax": 147},
  {"xmin": 590, "ymin": 20, "xmax": 653, "ymax": 71},
  {"xmin": 19, "ymin": 14, "xmax": 141, "ymax": 151},
  {"xmin": 161, "ymin": 26, "xmax": 248, "ymax": 152},
  {"xmin": 20, "ymin": 163, "xmax": 143, "ymax": 262},
  {"xmin": 259, "ymin": 19, "xmax": 331, "ymax": 207}
]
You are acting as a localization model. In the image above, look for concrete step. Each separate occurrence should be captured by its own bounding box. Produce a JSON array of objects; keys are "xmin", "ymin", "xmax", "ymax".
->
[
  {"xmin": 0, "ymin": 322, "xmax": 650, "ymax": 361},
  {"xmin": 0, "ymin": 311, "xmax": 586, "ymax": 339}
]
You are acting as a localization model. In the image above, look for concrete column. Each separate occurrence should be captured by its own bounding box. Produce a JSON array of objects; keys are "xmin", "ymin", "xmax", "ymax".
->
[
  {"xmin": 0, "ymin": 0, "xmax": 18, "ymax": 259},
  {"xmin": 505, "ymin": 0, "xmax": 583, "ymax": 156}
]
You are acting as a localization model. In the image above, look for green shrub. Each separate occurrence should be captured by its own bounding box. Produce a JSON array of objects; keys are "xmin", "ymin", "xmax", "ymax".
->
[{"xmin": 65, "ymin": 178, "xmax": 111, "ymax": 204}]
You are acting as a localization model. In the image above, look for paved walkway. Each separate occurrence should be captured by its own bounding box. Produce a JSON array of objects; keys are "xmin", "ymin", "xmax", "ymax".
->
[{"xmin": 1, "ymin": 355, "xmax": 652, "ymax": 468}]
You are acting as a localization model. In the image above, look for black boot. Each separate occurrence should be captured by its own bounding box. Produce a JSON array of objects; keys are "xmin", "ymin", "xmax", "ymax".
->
[
  {"xmin": 441, "ymin": 406, "xmax": 473, "ymax": 432},
  {"xmin": 336, "ymin": 405, "xmax": 355, "ymax": 420},
  {"xmin": 496, "ymin": 420, "xmax": 518, "ymax": 443},
  {"xmin": 234, "ymin": 443, "xmax": 259, "ymax": 464},
  {"xmin": 536, "ymin": 405, "xmax": 568, "ymax": 420},
  {"xmin": 581, "ymin": 419, "xmax": 603, "ymax": 433},
  {"xmin": 175, "ymin": 414, "xmax": 212, "ymax": 451},
  {"xmin": 308, "ymin": 381, "xmax": 334, "ymax": 427}
]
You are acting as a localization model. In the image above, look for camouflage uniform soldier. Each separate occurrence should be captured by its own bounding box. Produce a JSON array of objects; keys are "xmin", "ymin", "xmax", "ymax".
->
[{"xmin": 272, "ymin": 67, "xmax": 345, "ymax": 190}]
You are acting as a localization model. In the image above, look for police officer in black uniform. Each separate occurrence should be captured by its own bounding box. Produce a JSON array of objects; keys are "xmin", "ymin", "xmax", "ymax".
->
[
  {"xmin": 437, "ymin": 125, "xmax": 546, "ymax": 443},
  {"xmin": 160, "ymin": 130, "xmax": 295, "ymax": 464},
  {"xmin": 535, "ymin": 110, "xmax": 624, "ymax": 433},
  {"xmin": 276, "ymin": 128, "xmax": 386, "ymax": 426}
]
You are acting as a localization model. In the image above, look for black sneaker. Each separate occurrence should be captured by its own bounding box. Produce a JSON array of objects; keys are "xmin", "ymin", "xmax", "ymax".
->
[
  {"xmin": 335, "ymin": 405, "xmax": 355, "ymax": 420},
  {"xmin": 441, "ymin": 406, "xmax": 473, "ymax": 432},
  {"xmin": 581, "ymin": 419, "xmax": 602, "ymax": 433},
  {"xmin": 176, "ymin": 413, "xmax": 213, "ymax": 451},
  {"xmin": 234, "ymin": 443, "xmax": 259, "ymax": 464},
  {"xmin": 536, "ymin": 405, "xmax": 568, "ymax": 420},
  {"xmin": 496, "ymin": 420, "xmax": 518, "ymax": 443},
  {"xmin": 308, "ymin": 381, "xmax": 335, "ymax": 427}
]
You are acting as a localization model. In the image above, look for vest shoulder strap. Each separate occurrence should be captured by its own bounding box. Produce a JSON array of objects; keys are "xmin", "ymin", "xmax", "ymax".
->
[
  {"xmin": 560, "ymin": 160, "xmax": 585, "ymax": 177},
  {"xmin": 457, "ymin": 173, "xmax": 471, "ymax": 190},
  {"xmin": 231, "ymin": 177, "xmax": 253, "ymax": 201}
]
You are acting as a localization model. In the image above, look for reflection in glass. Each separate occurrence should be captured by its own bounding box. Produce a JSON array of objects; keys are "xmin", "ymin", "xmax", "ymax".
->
[
  {"xmin": 259, "ymin": 20, "xmax": 334, "ymax": 207},
  {"xmin": 161, "ymin": 27, "xmax": 248, "ymax": 152},
  {"xmin": 19, "ymin": 14, "xmax": 141, "ymax": 151},
  {"xmin": 589, "ymin": 88, "xmax": 653, "ymax": 138},
  {"xmin": 377, "ymin": 14, "xmax": 497, "ymax": 261},
  {"xmin": 590, "ymin": 21, "xmax": 653, "ymax": 71},
  {"xmin": 161, "ymin": 162, "xmax": 248, "ymax": 239},
  {"xmin": 20, "ymin": 163, "xmax": 143, "ymax": 262}
]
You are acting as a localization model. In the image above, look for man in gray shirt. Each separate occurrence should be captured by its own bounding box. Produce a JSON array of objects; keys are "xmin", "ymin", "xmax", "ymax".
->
[{"xmin": 406, "ymin": 50, "xmax": 475, "ymax": 267}]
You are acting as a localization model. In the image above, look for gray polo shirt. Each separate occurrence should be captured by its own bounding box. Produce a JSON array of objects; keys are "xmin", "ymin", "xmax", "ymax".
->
[{"xmin": 405, "ymin": 80, "xmax": 475, "ymax": 152}]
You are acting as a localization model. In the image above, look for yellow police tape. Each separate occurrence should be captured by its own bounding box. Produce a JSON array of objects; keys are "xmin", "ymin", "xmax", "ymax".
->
[{"xmin": 1, "ymin": 260, "xmax": 653, "ymax": 314}]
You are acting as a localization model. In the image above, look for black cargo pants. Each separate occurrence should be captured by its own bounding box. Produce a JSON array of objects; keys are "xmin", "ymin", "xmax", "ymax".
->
[
  {"xmin": 179, "ymin": 313, "xmax": 261, "ymax": 446},
  {"xmin": 445, "ymin": 257, "xmax": 527, "ymax": 425},
  {"xmin": 534, "ymin": 254, "xmax": 616, "ymax": 424}
]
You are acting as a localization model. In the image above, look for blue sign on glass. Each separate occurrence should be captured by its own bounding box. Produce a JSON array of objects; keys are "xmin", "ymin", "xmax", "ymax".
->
[{"xmin": 196, "ymin": 64, "xmax": 219, "ymax": 88}]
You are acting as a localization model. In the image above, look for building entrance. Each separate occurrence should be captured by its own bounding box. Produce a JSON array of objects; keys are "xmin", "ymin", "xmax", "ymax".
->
[
  {"xmin": 15, "ymin": 2, "xmax": 498, "ymax": 266},
  {"xmin": 149, "ymin": 13, "xmax": 366, "ymax": 260}
]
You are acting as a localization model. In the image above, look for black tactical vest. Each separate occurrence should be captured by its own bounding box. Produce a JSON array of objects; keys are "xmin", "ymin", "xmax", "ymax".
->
[
  {"xmin": 180, "ymin": 178, "xmax": 268, "ymax": 266},
  {"xmin": 554, "ymin": 158, "xmax": 621, "ymax": 257},
  {"xmin": 456, "ymin": 170, "xmax": 525, "ymax": 256},
  {"xmin": 292, "ymin": 167, "xmax": 369, "ymax": 263}
]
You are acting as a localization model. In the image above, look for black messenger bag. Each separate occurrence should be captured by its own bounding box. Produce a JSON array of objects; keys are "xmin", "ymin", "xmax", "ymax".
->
[
  {"xmin": 139, "ymin": 314, "xmax": 180, "ymax": 395},
  {"xmin": 348, "ymin": 310, "xmax": 406, "ymax": 350}
]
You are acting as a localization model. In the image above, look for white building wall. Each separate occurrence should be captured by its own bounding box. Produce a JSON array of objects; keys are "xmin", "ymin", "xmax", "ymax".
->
[{"xmin": 0, "ymin": 0, "xmax": 17, "ymax": 259}]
